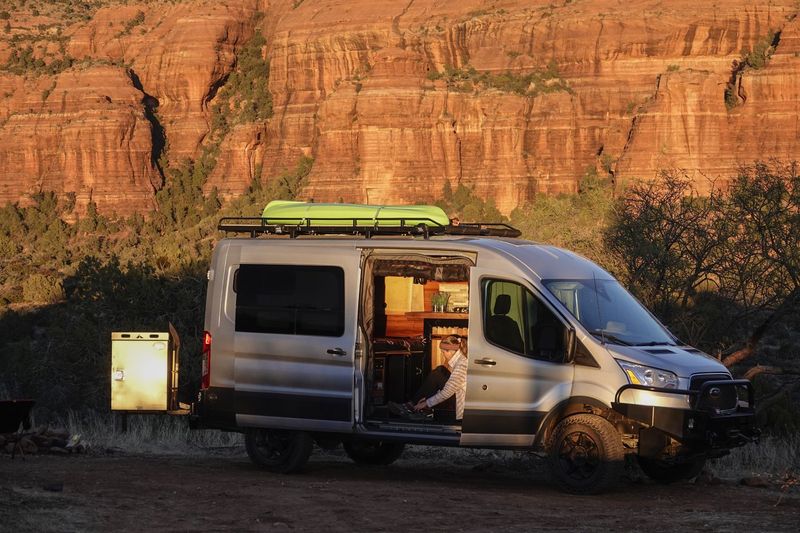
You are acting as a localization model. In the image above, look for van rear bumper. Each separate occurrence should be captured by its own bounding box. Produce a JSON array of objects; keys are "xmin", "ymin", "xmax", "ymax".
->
[
  {"xmin": 611, "ymin": 381, "xmax": 759, "ymax": 452},
  {"xmin": 189, "ymin": 387, "xmax": 237, "ymax": 431}
]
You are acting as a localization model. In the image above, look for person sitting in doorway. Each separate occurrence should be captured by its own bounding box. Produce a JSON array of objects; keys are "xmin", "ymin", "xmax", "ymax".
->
[{"xmin": 389, "ymin": 335, "xmax": 468, "ymax": 423}]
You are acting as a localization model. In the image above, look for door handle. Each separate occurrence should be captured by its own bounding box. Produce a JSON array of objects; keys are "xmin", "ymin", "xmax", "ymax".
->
[
  {"xmin": 327, "ymin": 348, "xmax": 347, "ymax": 356},
  {"xmin": 474, "ymin": 358, "xmax": 496, "ymax": 366}
]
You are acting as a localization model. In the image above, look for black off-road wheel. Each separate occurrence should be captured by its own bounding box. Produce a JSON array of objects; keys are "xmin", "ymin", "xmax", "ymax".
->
[
  {"xmin": 343, "ymin": 440, "xmax": 405, "ymax": 465},
  {"xmin": 245, "ymin": 429, "xmax": 313, "ymax": 473},
  {"xmin": 638, "ymin": 456, "xmax": 707, "ymax": 484},
  {"xmin": 547, "ymin": 414, "xmax": 625, "ymax": 494}
]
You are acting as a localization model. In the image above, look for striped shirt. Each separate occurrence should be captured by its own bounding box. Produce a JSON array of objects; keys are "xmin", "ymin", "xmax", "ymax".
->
[{"xmin": 425, "ymin": 351, "xmax": 467, "ymax": 420}]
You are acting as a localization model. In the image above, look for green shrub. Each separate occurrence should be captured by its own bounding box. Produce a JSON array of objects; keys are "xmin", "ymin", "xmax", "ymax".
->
[
  {"xmin": 2, "ymin": 44, "xmax": 74, "ymax": 76},
  {"xmin": 0, "ymin": 234, "xmax": 20, "ymax": 255},
  {"xmin": 22, "ymin": 273, "xmax": 65, "ymax": 303},
  {"xmin": 118, "ymin": 10, "xmax": 145, "ymax": 36},
  {"xmin": 427, "ymin": 61, "xmax": 572, "ymax": 97},
  {"xmin": 510, "ymin": 180, "xmax": 615, "ymax": 267},
  {"xmin": 258, "ymin": 155, "xmax": 314, "ymax": 201},
  {"xmin": 726, "ymin": 32, "xmax": 778, "ymax": 111},
  {"xmin": 435, "ymin": 182, "xmax": 505, "ymax": 222},
  {"xmin": 208, "ymin": 30, "xmax": 272, "ymax": 133},
  {"xmin": 724, "ymin": 84, "xmax": 740, "ymax": 110},
  {"xmin": 742, "ymin": 32, "xmax": 777, "ymax": 70}
]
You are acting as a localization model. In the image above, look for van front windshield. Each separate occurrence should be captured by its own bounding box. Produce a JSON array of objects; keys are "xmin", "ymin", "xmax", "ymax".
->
[{"xmin": 543, "ymin": 279, "xmax": 675, "ymax": 346}]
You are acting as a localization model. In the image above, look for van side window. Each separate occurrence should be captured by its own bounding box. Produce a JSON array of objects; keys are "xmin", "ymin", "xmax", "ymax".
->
[
  {"xmin": 234, "ymin": 264, "xmax": 345, "ymax": 337},
  {"xmin": 482, "ymin": 279, "xmax": 567, "ymax": 362}
]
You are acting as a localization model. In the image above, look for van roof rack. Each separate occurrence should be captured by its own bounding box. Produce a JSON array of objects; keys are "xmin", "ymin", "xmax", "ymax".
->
[{"xmin": 217, "ymin": 216, "xmax": 522, "ymax": 239}]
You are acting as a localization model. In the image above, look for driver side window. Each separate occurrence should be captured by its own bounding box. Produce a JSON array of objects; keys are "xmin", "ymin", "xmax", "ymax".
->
[{"xmin": 482, "ymin": 279, "xmax": 567, "ymax": 362}]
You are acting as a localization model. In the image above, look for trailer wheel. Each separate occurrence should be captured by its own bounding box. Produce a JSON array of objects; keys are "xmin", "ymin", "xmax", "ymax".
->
[
  {"xmin": 547, "ymin": 414, "xmax": 624, "ymax": 494},
  {"xmin": 638, "ymin": 456, "xmax": 706, "ymax": 484},
  {"xmin": 343, "ymin": 440, "xmax": 405, "ymax": 465},
  {"xmin": 245, "ymin": 429, "xmax": 313, "ymax": 474}
]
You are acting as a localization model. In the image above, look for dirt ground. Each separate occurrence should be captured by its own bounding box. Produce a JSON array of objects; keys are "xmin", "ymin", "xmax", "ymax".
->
[{"xmin": 1, "ymin": 447, "xmax": 798, "ymax": 532}]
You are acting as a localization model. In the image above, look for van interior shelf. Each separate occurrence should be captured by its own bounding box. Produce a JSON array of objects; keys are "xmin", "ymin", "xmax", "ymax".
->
[
  {"xmin": 404, "ymin": 312, "xmax": 469, "ymax": 320},
  {"xmin": 217, "ymin": 217, "xmax": 521, "ymax": 239}
]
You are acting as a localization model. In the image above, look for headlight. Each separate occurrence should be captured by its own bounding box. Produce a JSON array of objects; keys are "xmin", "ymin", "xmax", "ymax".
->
[{"xmin": 616, "ymin": 360, "xmax": 678, "ymax": 389}]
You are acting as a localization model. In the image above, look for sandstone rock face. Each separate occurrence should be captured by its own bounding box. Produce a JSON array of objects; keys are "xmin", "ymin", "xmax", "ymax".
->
[
  {"xmin": 2, "ymin": 0, "xmax": 800, "ymax": 215},
  {"xmin": 617, "ymin": 16, "xmax": 800, "ymax": 191},
  {"xmin": 0, "ymin": 67, "xmax": 158, "ymax": 215},
  {"xmin": 67, "ymin": 1, "xmax": 262, "ymax": 164}
]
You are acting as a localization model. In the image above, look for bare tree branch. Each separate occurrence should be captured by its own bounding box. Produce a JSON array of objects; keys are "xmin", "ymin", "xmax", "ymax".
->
[
  {"xmin": 743, "ymin": 365, "xmax": 784, "ymax": 380},
  {"xmin": 722, "ymin": 287, "xmax": 800, "ymax": 368}
]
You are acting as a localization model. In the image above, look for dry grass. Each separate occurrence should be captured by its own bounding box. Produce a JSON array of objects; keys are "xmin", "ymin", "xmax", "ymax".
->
[
  {"xmin": 708, "ymin": 434, "xmax": 800, "ymax": 479},
  {"xmin": 57, "ymin": 411, "xmax": 242, "ymax": 455},
  {"xmin": 35, "ymin": 410, "xmax": 800, "ymax": 483}
]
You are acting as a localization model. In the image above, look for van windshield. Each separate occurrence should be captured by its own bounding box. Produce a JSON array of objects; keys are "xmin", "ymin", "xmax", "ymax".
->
[{"xmin": 543, "ymin": 279, "xmax": 675, "ymax": 346}]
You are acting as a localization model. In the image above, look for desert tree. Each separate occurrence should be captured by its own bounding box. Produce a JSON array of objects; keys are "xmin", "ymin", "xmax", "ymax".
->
[{"xmin": 605, "ymin": 163, "xmax": 799, "ymax": 369}]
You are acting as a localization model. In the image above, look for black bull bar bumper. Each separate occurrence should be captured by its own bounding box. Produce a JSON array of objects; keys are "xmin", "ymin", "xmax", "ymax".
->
[{"xmin": 612, "ymin": 380, "xmax": 759, "ymax": 450}]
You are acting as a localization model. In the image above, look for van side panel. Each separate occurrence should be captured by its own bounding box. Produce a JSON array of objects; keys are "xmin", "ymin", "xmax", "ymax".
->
[
  {"xmin": 461, "ymin": 264, "xmax": 576, "ymax": 446},
  {"xmin": 222, "ymin": 242, "xmax": 361, "ymax": 432}
]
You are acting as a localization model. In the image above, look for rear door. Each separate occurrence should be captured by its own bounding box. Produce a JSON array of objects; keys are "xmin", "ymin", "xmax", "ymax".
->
[
  {"xmin": 461, "ymin": 268, "xmax": 575, "ymax": 446},
  {"xmin": 229, "ymin": 245, "xmax": 361, "ymax": 432}
]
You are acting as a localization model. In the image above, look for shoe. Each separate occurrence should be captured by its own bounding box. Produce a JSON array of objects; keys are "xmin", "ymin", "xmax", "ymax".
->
[
  {"xmin": 388, "ymin": 401, "xmax": 412, "ymax": 417},
  {"xmin": 407, "ymin": 408, "xmax": 434, "ymax": 422},
  {"xmin": 388, "ymin": 401, "xmax": 434, "ymax": 421},
  {"xmin": 418, "ymin": 407, "xmax": 433, "ymax": 416}
]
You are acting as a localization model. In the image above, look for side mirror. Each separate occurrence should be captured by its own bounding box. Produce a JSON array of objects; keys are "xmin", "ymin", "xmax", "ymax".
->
[{"xmin": 565, "ymin": 328, "xmax": 577, "ymax": 364}]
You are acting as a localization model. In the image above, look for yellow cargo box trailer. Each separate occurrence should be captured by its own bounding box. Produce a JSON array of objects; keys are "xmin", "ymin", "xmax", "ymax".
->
[{"xmin": 110, "ymin": 327, "xmax": 185, "ymax": 413}]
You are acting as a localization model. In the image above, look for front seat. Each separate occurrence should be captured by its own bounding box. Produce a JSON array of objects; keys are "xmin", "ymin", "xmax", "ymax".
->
[
  {"xmin": 485, "ymin": 294, "xmax": 524, "ymax": 353},
  {"xmin": 533, "ymin": 310, "xmax": 563, "ymax": 361}
]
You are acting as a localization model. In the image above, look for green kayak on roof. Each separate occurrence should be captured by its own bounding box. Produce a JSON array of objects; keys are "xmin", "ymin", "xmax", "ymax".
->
[{"xmin": 261, "ymin": 201, "xmax": 451, "ymax": 228}]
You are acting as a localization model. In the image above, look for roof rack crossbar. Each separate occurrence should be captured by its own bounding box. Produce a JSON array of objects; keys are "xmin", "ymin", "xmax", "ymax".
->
[
  {"xmin": 217, "ymin": 216, "xmax": 521, "ymax": 239},
  {"xmin": 447, "ymin": 221, "xmax": 522, "ymax": 237}
]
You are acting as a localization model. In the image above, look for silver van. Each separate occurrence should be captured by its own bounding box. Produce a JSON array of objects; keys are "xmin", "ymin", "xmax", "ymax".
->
[{"xmin": 191, "ymin": 205, "xmax": 758, "ymax": 493}]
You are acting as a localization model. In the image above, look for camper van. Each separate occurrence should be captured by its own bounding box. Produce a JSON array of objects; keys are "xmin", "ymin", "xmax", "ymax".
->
[{"xmin": 190, "ymin": 201, "xmax": 758, "ymax": 493}]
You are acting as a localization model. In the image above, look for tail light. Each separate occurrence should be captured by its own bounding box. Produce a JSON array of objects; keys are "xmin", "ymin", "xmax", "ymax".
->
[{"xmin": 201, "ymin": 331, "xmax": 212, "ymax": 389}]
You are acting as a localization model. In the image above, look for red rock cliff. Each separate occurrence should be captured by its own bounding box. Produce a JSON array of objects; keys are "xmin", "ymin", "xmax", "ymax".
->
[{"xmin": 1, "ymin": 0, "xmax": 799, "ymax": 215}]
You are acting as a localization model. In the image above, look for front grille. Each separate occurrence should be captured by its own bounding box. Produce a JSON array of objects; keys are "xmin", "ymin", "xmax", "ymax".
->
[{"xmin": 690, "ymin": 374, "xmax": 738, "ymax": 412}]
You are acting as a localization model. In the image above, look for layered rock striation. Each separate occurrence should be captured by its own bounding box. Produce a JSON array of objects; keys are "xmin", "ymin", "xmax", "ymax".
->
[{"xmin": 1, "ymin": 0, "xmax": 799, "ymax": 215}]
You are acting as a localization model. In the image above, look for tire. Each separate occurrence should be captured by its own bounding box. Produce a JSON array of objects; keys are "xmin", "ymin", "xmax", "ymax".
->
[
  {"xmin": 638, "ymin": 456, "xmax": 707, "ymax": 484},
  {"xmin": 547, "ymin": 414, "xmax": 625, "ymax": 494},
  {"xmin": 343, "ymin": 440, "xmax": 405, "ymax": 465},
  {"xmin": 245, "ymin": 429, "xmax": 313, "ymax": 474}
]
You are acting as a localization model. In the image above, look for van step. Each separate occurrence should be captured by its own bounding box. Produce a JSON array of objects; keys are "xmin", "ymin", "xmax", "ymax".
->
[{"xmin": 365, "ymin": 420, "xmax": 461, "ymax": 436}]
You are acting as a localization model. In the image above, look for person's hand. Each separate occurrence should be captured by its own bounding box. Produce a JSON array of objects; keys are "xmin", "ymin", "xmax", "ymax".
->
[{"xmin": 413, "ymin": 399, "xmax": 428, "ymax": 411}]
